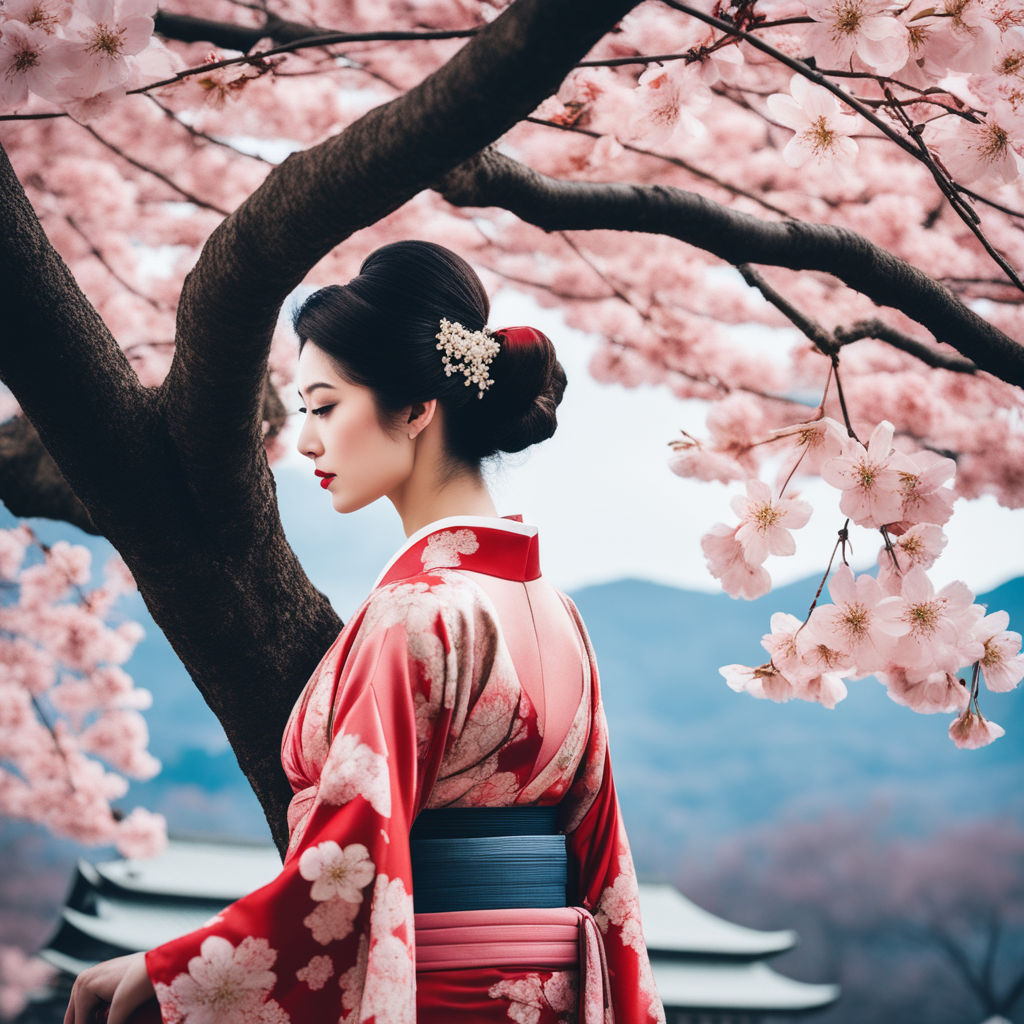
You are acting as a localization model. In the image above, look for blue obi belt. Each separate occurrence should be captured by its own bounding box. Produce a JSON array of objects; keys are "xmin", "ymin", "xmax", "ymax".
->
[{"xmin": 409, "ymin": 806, "xmax": 570, "ymax": 913}]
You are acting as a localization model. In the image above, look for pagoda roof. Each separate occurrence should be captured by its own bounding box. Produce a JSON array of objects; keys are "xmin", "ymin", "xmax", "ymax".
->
[{"xmin": 639, "ymin": 882, "xmax": 796, "ymax": 958}]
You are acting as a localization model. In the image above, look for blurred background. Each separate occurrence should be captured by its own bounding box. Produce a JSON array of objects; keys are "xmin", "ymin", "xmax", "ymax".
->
[{"xmin": 2, "ymin": 291, "xmax": 1022, "ymax": 1023}]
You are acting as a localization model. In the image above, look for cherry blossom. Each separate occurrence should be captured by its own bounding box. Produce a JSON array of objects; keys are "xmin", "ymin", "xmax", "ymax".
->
[
  {"xmin": 0, "ymin": 945, "xmax": 55, "ymax": 1021},
  {"xmin": 53, "ymin": 0, "xmax": 156, "ymax": 98},
  {"xmin": 801, "ymin": 0, "xmax": 909, "ymax": 75},
  {"xmin": 766, "ymin": 74, "xmax": 860, "ymax": 167},
  {"xmin": 720, "ymin": 661, "xmax": 799, "ymax": 703},
  {"xmin": 821, "ymin": 421, "xmax": 914, "ymax": 527},
  {"xmin": 925, "ymin": 103, "xmax": 1024, "ymax": 188},
  {"xmin": 153, "ymin": 935, "xmax": 289, "ymax": 1024},
  {"xmin": 873, "ymin": 567, "xmax": 983, "ymax": 675},
  {"xmin": 877, "ymin": 666, "xmax": 970, "ymax": 714},
  {"xmin": 700, "ymin": 523, "xmax": 771, "ymax": 600},
  {"xmin": 948, "ymin": 707, "xmax": 1006, "ymax": 749},
  {"xmin": 319, "ymin": 732, "xmax": 391, "ymax": 817},
  {"xmin": 974, "ymin": 610, "xmax": 1024, "ymax": 692},
  {"xmin": 295, "ymin": 954, "xmax": 334, "ymax": 991},
  {"xmin": 877, "ymin": 523, "xmax": 948, "ymax": 578},
  {"xmin": 732, "ymin": 479, "xmax": 813, "ymax": 564},
  {"xmin": 628, "ymin": 61, "xmax": 711, "ymax": 147},
  {"xmin": 0, "ymin": 22, "xmax": 61, "ymax": 108},
  {"xmin": 895, "ymin": 449, "xmax": 956, "ymax": 526},
  {"xmin": 298, "ymin": 840, "xmax": 375, "ymax": 903},
  {"xmin": 804, "ymin": 565, "xmax": 906, "ymax": 672}
]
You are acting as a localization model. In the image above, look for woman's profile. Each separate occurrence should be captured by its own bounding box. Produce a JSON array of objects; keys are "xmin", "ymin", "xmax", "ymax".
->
[{"xmin": 63, "ymin": 240, "xmax": 666, "ymax": 1024}]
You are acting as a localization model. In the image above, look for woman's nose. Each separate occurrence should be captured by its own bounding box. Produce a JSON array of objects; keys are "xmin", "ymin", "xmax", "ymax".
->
[{"xmin": 296, "ymin": 415, "xmax": 322, "ymax": 459}]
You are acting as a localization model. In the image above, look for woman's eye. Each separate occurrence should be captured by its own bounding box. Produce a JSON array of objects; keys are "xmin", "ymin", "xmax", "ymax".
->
[{"xmin": 312, "ymin": 404, "xmax": 335, "ymax": 417}]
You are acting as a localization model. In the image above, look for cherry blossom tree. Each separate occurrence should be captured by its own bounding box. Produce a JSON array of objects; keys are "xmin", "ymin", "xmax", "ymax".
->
[
  {"xmin": 1, "ymin": 0, "xmax": 1024, "ymax": 858},
  {"xmin": 682, "ymin": 808, "xmax": 1024, "ymax": 1023}
]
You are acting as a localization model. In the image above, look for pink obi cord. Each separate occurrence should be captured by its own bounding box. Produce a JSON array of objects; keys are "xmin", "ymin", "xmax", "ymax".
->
[{"xmin": 415, "ymin": 906, "xmax": 614, "ymax": 1023}]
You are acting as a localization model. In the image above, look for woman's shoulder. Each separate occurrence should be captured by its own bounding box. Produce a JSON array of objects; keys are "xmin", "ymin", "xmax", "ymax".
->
[{"xmin": 354, "ymin": 569, "xmax": 498, "ymax": 640}]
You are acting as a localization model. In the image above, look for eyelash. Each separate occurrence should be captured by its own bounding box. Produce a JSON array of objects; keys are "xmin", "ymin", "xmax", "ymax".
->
[{"xmin": 297, "ymin": 405, "xmax": 334, "ymax": 417}]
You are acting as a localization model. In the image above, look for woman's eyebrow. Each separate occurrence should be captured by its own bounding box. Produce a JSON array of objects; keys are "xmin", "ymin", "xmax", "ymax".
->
[{"xmin": 296, "ymin": 381, "xmax": 336, "ymax": 399}]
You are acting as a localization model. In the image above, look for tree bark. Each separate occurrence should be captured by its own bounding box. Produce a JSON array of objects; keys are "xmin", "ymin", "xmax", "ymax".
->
[{"xmin": 0, "ymin": 0, "xmax": 639, "ymax": 853}]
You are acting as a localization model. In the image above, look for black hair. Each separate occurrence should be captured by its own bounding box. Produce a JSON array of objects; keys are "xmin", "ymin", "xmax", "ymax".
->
[{"xmin": 291, "ymin": 240, "xmax": 567, "ymax": 471}]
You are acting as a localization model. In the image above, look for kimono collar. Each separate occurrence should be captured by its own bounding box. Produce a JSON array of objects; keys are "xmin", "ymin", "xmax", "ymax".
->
[{"xmin": 373, "ymin": 514, "xmax": 541, "ymax": 588}]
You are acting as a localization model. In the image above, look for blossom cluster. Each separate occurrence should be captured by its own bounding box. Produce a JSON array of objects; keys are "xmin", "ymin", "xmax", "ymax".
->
[
  {"xmin": 0, "ymin": 0, "xmax": 180, "ymax": 120},
  {"xmin": 0, "ymin": 525, "xmax": 166, "ymax": 854},
  {"xmin": 673, "ymin": 412, "xmax": 1023, "ymax": 748}
]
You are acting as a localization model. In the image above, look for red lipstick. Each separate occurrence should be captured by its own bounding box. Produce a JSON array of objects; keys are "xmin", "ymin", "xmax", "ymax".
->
[{"xmin": 314, "ymin": 469, "xmax": 336, "ymax": 489}]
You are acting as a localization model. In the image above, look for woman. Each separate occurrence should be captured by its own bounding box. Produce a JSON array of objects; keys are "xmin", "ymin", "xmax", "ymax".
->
[{"xmin": 64, "ymin": 240, "xmax": 665, "ymax": 1024}]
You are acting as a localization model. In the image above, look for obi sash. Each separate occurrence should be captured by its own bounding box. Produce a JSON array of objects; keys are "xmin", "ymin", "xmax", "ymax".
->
[
  {"xmin": 410, "ymin": 807, "xmax": 615, "ymax": 1022},
  {"xmin": 409, "ymin": 806, "xmax": 569, "ymax": 912},
  {"xmin": 415, "ymin": 906, "xmax": 613, "ymax": 1023}
]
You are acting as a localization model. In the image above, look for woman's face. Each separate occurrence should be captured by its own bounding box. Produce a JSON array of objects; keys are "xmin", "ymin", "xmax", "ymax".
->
[{"xmin": 295, "ymin": 343, "xmax": 415, "ymax": 514}]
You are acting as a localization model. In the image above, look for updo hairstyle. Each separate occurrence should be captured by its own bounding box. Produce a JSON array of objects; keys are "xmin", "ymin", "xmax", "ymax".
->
[{"xmin": 291, "ymin": 240, "xmax": 567, "ymax": 468}]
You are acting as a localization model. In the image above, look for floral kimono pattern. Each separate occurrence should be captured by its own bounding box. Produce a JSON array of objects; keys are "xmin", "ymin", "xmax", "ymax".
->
[{"xmin": 145, "ymin": 515, "xmax": 666, "ymax": 1024}]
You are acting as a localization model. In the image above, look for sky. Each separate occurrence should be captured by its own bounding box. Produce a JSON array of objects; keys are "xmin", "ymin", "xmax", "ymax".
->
[{"xmin": 275, "ymin": 287, "xmax": 1024, "ymax": 616}]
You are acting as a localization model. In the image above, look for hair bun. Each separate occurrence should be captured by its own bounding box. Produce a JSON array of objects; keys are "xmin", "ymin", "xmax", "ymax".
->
[{"xmin": 474, "ymin": 325, "xmax": 567, "ymax": 456}]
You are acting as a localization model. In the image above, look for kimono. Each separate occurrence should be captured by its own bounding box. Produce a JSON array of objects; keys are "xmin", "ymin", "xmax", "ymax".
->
[{"xmin": 144, "ymin": 514, "xmax": 666, "ymax": 1024}]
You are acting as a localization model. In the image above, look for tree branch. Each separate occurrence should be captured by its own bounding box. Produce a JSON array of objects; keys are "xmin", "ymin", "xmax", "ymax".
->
[
  {"xmin": 433, "ymin": 148, "xmax": 1024, "ymax": 387},
  {"xmin": 0, "ymin": 416, "xmax": 98, "ymax": 534},
  {"xmin": 834, "ymin": 319, "xmax": 978, "ymax": 374}
]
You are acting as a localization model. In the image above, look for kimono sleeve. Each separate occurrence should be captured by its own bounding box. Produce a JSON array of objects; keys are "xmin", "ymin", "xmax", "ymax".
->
[
  {"xmin": 562, "ymin": 600, "xmax": 667, "ymax": 1024},
  {"xmin": 144, "ymin": 581, "xmax": 464, "ymax": 1024}
]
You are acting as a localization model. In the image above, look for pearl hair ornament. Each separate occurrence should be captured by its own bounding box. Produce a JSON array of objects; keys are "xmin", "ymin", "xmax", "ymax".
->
[{"xmin": 435, "ymin": 317, "xmax": 501, "ymax": 399}]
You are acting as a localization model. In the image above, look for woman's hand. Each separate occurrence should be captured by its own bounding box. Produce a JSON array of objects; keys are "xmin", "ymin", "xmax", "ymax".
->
[{"xmin": 63, "ymin": 951, "xmax": 155, "ymax": 1024}]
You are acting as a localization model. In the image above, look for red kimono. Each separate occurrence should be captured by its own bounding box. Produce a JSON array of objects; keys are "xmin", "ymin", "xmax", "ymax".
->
[{"xmin": 145, "ymin": 514, "xmax": 666, "ymax": 1024}]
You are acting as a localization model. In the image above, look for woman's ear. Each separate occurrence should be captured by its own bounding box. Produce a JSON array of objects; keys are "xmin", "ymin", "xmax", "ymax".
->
[{"xmin": 406, "ymin": 399, "xmax": 437, "ymax": 440}]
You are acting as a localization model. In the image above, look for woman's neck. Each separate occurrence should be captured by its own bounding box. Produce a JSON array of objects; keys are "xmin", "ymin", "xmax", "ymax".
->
[{"xmin": 391, "ymin": 476, "xmax": 499, "ymax": 539}]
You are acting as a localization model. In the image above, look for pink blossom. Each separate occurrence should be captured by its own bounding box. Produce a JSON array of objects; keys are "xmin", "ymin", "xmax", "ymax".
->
[
  {"xmin": 758, "ymin": 612, "xmax": 850, "ymax": 706},
  {"xmin": 770, "ymin": 415, "xmax": 847, "ymax": 479},
  {"xmin": 948, "ymin": 707, "xmax": 1005, "ymax": 748},
  {"xmin": 628, "ymin": 61, "xmax": 711, "ymax": 147},
  {"xmin": 873, "ymin": 567, "xmax": 983, "ymax": 675},
  {"xmin": 0, "ymin": 21, "xmax": 61, "ymax": 108},
  {"xmin": 974, "ymin": 609, "xmax": 1024, "ymax": 691},
  {"xmin": 766, "ymin": 73, "xmax": 860, "ymax": 167},
  {"xmin": 53, "ymin": 0, "xmax": 155, "ymax": 98},
  {"xmin": 731, "ymin": 479, "xmax": 813, "ymax": 563},
  {"xmin": 115, "ymin": 804, "xmax": 167, "ymax": 858},
  {"xmin": 154, "ymin": 935, "xmax": 286, "ymax": 1024},
  {"xmin": 795, "ymin": 626, "xmax": 857, "ymax": 680},
  {"xmin": 720, "ymin": 661, "xmax": 799, "ymax": 702},
  {"xmin": 895, "ymin": 449, "xmax": 956, "ymax": 525},
  {"xmin": 805, "ymin": 565, "xmax": 906, "ymax": 672},
  {"xmin": 0, "ymin": 526, "xmax": 32, "ymax": 579},
  {"xmin": 296, "ymin": 954, "xmax": 334, "ymax": 991},
  {"xmin": 877, "ymin": 666, "xmax": 970, "ymax": 713},
  {"xmin": 701, "ymin": 522, "xmax": 772, "ymax": 599},
  {"xmin": 820, "ymin": 420, "xmax": 913, "ymax": 527},
  {"xmin": 3, "ymin": 0, "xmax": 73, "ymax": 35},
  {"xmin": 794, "ymin": 671, "xmax": 849, "ymax": 708},
  {"xmin": 667, "ymin": 441, "xmax": 746, "ymax": 483},
  {"xmin": 46, "ymin": 539, "xmax": 92, "ymax": 584},
  {"xmin": 916, "ymin": 0, "xmax": 1001, "ymax": 75},
  {"xmin": 925, "ymin": 103, "xmax": 1024, "ymax": 188},
  {"xmin": 877, "ymin": 523, "xmax": 947, "ymax": 581},
  {"xmin": 299, "ymin": 840, "xmax": 374, "ymax": 903},
  {"xmin": 0, "ymin": 945, "xmax": 56, "ymax": 1022},
  {"xmin": 760, "ymin": 611, "xmax": 809, "ymax": 681},
  {"xmin": 801, "ymin": 0, "xmax": 910, "ymax": 74}
]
